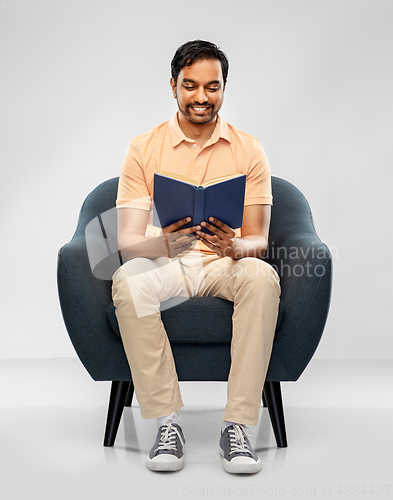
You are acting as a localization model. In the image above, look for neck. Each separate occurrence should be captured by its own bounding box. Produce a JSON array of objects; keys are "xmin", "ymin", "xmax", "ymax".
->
[{"xmin": 177, "ymin": 112, "xmax": 218, "ymax": 145}]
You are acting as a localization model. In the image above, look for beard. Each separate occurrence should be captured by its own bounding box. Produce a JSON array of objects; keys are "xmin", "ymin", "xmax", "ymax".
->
[{"xmin": 177, "ymin": 100, "xmax": 221, "ymax": 126}]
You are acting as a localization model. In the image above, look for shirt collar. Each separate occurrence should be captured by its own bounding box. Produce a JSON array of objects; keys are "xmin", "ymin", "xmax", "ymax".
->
[{"xmin": 168, "ymin": 111, "xmax": 232, "ymax": 148}]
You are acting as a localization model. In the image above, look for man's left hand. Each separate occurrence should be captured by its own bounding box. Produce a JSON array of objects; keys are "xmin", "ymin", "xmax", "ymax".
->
[{"xmin": 196, "ymin": 217, "xmax": 236, "ymax": 258}]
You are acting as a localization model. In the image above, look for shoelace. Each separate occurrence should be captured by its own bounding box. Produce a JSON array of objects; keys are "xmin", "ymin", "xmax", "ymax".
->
[
  {"xmin": 227, "ymin": 424, "xmax": 253, "ymax": 456},
  {"xmin": 155, "ymin": 414, "xmax": 184, "ymax": 453}
]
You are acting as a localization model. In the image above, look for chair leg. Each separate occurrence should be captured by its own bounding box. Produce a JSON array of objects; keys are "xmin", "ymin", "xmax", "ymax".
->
[
  {"xmin": 262, "ymin": 390, "xmax": 268, "ymax": 408},
  {"xmin": 263, "ymin": 381, "xmax": 288, "ymax": 448},
  {"xmin": 103, "ymin": 381, "xmax": 130, "ymax": 447},
  {"xmin": 124, "ymin": 381, "xmax": 135, "ymax": 407}
]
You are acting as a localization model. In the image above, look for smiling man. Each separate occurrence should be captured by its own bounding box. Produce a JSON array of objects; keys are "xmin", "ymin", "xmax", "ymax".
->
[{"xmin": 112, "ymin": 40, "xmax": 281, "ymax": 474}]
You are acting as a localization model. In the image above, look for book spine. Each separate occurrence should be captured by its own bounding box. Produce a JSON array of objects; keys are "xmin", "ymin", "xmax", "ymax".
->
[{"xmin": 193, "ymin": 187, "xmax": 205, "ymax": 225}]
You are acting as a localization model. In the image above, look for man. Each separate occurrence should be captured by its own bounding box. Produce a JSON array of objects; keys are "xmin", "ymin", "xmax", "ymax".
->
[{"xmin": 112, "ymin": 40, "xmax": 281, "ymax": 474}]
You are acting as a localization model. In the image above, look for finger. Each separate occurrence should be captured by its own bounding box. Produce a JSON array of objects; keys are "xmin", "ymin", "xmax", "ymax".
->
[
  {"xmin": 199, "ymin": 221, "xmax": 223, "ymax": 236},
  {"xmin": 164, "ymin": 217, "xmax": 192, "ymax": 233},
  {"xmin": 171, "ymin": 238, "xmax": 197, "ymax": 255},
  {"xmin": 207, "ymin": 217, "xmax": 235, "ymax": 235},
  {"xmin": 197, "ymin": 235, "xmax": 223, "ymax": 256},
  {"xmin": 176, "ymin": 235, "xmax": 197, "ymax": 244},
  {"xmin": 170, "ymin": 233, "xmax": 197, "ymax": 246},
  {"xmin": 198, "ymin": 232, "xmax": 221, "ymax": 249},
  {"xmin": 174, "ymin": 243, "xmax": 195, "ymax": 254},
  {"xmin": 167, "ymin": 234, "xmax": 197, "ymax": 245},
  {"xmin": 177, "ymin": 225, "xmax": 200, "ymax": 235},
  {"xmin": 196, "ymin": 231, "xmax": 215, "ymax": 244}
]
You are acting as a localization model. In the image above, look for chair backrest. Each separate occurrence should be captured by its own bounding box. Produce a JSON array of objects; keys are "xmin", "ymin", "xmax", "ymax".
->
[
  {"xmin": 79, "ymin": 178, "xmax": 121, "ymax": 280},
  {"xmin": 269, "ymin": 176, "xmax": 315, "ymax": 247}
]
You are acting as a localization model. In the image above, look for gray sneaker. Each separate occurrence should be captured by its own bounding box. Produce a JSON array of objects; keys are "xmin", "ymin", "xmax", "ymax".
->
[
  {"xmin": 219, "ymin": 424, "xmax": 262, "ymax": 473},
  {"xmin": 146, "ymin": 414, "xmax": 185, "ymax": 471}
]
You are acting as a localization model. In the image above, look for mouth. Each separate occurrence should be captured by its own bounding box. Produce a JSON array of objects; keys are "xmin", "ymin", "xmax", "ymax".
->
[{"xmin": 189, "ymin": 105, "xmax": 212, "ymax": 114}]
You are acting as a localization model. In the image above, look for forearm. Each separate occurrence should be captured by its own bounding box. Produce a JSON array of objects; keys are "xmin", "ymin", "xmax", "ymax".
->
[
  {"xmin": 119, "ymin": 234, "xmax": 167, "ymax": 262},
  {"xmin": 227, "ymin": 235, "xmax": 268, "ymax": 260}
]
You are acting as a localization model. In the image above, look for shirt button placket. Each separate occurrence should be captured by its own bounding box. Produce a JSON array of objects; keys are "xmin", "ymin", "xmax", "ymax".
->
[
  {"xmin": 194, "ymin": 143, "xmax": 200, "ymax": 162},
  {"xmin": 195, "ymin": 147, "xmax": 204, "ymax": 184}
]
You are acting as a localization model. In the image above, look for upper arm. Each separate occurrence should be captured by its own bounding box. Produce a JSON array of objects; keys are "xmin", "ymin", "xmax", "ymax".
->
[{"xmin": 241, "ymin": 204, "xmax": 271, "ymax": 241}]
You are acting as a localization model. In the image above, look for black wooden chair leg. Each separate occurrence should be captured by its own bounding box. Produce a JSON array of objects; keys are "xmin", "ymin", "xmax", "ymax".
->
[
  {"xmin": 124, "ymin": 381, "xmax": 135, "ymax": 407},
  {"xmin": 262, "ymin": 390, "xmax": 268, "ymax": 408},
  {"xmin": 103, "ymin": 381, "xmax": 131, "ymax": 447},
  {"xmin": 263, "ymin": 381, "xmax": 288, "ymax": 448}
]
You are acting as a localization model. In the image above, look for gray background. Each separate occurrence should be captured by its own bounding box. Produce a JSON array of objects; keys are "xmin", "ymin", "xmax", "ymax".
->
[{"xmin": 1, "ymin": 0, "xmax": 392, "ymax": 359}]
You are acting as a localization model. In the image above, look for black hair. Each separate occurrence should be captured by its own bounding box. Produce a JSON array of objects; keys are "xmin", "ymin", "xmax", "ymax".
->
[{"xmin": 171, "ymin": 40, "xmax": 229, "ymax": 87}]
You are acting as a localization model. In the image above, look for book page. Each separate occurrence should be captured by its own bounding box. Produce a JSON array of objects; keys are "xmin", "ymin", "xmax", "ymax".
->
[
  {"xmin": 158, "ymin": 171, "xmax": 242, "ymax": 188},
  {"xmin": 201, "ymin": 172, "xmax": 243, "ymax": 187},
  {"xmin": 159, "ymin": 171, "xmax": 198, "ymax": 186}
]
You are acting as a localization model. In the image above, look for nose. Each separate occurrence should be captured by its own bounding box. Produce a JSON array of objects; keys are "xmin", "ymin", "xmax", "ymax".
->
[{"xmin": 194, "ymin": 86, "xmax": 208, "ymax": 104}]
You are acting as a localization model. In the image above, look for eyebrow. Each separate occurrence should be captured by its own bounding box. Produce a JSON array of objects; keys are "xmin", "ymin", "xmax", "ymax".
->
[{"xmin": 182, "ymin": 78, "xmax": 221, "ymax": 86}]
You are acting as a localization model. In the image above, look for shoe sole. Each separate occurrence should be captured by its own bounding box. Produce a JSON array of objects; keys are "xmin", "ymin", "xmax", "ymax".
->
[
  {"xmin": 146, "ymin": 453, "xmax": 185, "ymax": 472},
  {"xmin": 219, "ymin": 447, "xmax": 262, "ymax": 474}
]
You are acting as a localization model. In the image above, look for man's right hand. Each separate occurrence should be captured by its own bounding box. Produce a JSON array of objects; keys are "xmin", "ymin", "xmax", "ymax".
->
[
  {"xmin": 118, "ymin": 208, "xmax": 200, "ymax": 262},
  {"xmin": 162, "ymin": 217, "xmax": 199, "ymax": 258}
]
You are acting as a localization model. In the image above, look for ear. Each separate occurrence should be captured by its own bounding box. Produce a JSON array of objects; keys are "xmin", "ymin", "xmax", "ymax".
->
[{"xmin": 170, "ymin": 77, "xmax": 177, "ymax": 98}]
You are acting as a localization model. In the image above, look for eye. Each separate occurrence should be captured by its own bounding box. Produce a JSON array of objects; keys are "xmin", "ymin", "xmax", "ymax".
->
[{"xmin": 207, "ymin": 87, "xmax": 220, "ymax": 92}]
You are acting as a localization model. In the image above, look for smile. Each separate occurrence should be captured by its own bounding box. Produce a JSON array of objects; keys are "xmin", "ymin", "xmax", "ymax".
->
[{"xmin": 190, "ymin": 106, "xmax": 211, "ymax": 113}]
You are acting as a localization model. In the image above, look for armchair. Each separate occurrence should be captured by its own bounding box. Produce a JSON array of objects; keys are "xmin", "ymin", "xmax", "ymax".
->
[{"xmin": 57, "ymin": 176, "xmax": 332, "ymax": 449}]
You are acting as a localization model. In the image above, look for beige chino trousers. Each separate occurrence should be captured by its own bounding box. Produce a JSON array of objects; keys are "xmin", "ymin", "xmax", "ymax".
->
[{"xmin": 111, "ymin": 251, "xmax": 281, "ymax": 426}]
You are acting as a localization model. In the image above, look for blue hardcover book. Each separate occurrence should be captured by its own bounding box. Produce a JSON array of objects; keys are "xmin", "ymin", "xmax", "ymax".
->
[{"xmin": 152, "ymin": 172, "xmax": 246, "ymax": 231}]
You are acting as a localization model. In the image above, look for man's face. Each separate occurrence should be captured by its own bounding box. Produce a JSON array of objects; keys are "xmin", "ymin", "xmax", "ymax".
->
[{"xmin": 170, "ymin": 58, "xmax": 225, "ymax": 126}]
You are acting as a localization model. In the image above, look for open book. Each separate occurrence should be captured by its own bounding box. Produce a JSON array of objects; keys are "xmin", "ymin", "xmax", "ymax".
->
[{"xmin": 152, "ymin": 171, "xmax": 246, "ymax": 231}]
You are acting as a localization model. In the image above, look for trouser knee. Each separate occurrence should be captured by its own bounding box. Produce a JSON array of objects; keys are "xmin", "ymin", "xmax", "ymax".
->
[{"xmin": 233, "ymin": 258, "xmax": 281, "ymax": 296}]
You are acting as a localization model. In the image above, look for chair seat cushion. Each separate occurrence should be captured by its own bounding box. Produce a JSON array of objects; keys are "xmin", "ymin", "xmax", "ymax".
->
[{"xmin": 107, "ymin": 297, "xmax": 285, "ymax": 343}]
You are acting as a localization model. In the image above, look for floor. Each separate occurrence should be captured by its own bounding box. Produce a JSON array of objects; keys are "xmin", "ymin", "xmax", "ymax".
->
[{"xmin": 1, "ymin": 358, "xmax": 392, "ymax": 500}]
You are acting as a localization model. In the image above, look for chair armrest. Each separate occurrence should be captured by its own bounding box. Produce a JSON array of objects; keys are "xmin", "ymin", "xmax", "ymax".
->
[
  {"xmin": 57, "ymin": 234, "xmax": 130, "ymax": 381},
  {"xmin": 265, "ymin": 233, "xmax": 332, "ymax": 381}
]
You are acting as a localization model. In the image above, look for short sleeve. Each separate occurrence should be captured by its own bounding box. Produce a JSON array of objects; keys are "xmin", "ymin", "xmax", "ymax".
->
[
  {"xmin": 116, "ymin": 140, "xmax": 152, "ymax": 211},
  {"xmin": 244, "ymin": 138, "xmax": 272, "ymax": 206}
]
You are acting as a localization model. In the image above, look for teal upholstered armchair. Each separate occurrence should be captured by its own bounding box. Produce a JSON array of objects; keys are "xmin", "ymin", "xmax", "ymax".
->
[{"xmin": 57, "ymin": 176, "xmax": 332, "ymax": 448}]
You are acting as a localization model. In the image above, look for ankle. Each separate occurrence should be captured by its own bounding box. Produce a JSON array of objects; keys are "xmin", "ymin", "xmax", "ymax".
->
[
  {"xmin": 222, "ymin": 420, "xmax": 235, "ymax": 431},
  {"xmin": 157, "ymin": 412, "xmax": 180, "ymax": 428}
]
